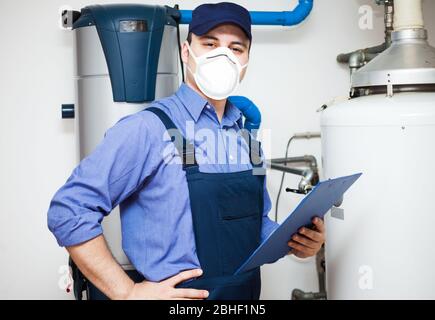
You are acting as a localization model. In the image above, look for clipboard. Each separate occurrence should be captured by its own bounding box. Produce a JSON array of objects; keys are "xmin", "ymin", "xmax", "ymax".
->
[{"xmin": 235, "ymin": 173, "xmax": 362, "ymax": 275}]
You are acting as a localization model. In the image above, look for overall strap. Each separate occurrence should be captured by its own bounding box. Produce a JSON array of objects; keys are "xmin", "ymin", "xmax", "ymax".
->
[
  {"xmin": 241, "ymin": 132, "xmax": 264, "ymax": 169},
  {"xmin": 146, "ymin": 106, "xmax": 197, "ymax": 169},
  {"xmin": 147, "ymin": 105, "xmax": 263, "ymax": 170}
]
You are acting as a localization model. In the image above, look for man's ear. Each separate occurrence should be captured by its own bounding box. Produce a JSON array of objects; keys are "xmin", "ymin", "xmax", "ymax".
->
[{"xmin": 181, "ymin": 41, "xmax": 189, "ymax": 65}]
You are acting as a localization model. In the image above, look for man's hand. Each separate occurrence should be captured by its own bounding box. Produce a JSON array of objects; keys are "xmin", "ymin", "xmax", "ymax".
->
[
  {"xmin": 287, "ymin": 217, "xmax": 325, "ymax": 259},
  {"xmin": 126, "ymin": 269, "xmax": 209, "ymax": 300}
]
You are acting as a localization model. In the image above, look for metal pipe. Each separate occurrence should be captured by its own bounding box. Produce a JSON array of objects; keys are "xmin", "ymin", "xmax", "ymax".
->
[
  {"xmin": 179, "ymin": 0, "xmax": 314, "ymax": 26},
  {"xmin": 268, "ymin": 154, "xmax": 319, "ymax": 194},
  {"xmin": 292, "ymin": 288, "xmax": 327, "ymax": 300},
  {"xmin": 273, "ymin": 132, "xmax": 321, "ymax": 222},
  {"xmin": 343, "ymin": 50, "xmax": 380, "ymax": 75},
  {"xmin": 268, "ymin": 162, "xmax": 306, "ymax": 176},
  {"xmin": 298, "ymin": 168, "xmax": 316, "ymax": 192},
  {"xmin": 337, "ymin": 0, "xmax": 394, "ymax": 68},
  {"xmin": 337, "ymin": 43, "xmax": 387, "ymax": 64},
  {"xmin": 292, "ymin": 132, "xmax": 321, "ymax": 139},
  {"xmin": 270, "ymin": 155, "xmax": 318, "ymax": 167}
]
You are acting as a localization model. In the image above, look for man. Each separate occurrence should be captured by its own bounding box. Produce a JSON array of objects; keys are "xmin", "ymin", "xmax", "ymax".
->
[{"xmin": 48, "ymin": 2, "xmax": 325, "ymax": 300}]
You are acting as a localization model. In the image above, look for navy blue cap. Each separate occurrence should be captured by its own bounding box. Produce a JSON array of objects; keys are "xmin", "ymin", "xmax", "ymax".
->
[{"xmin": 188, "ymin": 2, "xmax": 252, "ymax": 41}]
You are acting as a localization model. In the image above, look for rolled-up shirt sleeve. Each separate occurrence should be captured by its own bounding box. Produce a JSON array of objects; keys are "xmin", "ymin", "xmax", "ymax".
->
[{"xmin": 47, "ymin": 112, "xmax": 161, "ymax": 247}]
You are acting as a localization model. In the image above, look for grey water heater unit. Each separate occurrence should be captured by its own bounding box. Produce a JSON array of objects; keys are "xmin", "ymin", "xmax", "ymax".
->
[{"xmin": 63, "ymin": 4, "xmax": 180, "ymax": 269}]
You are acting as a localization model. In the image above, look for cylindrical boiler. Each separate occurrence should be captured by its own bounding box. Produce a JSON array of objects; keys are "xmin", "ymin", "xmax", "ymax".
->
[
  {"xmin": 72, "ymin": 4, "xmax": 180, "ymax": 269},
  {"xmin": 322, "ymin": 26, "xmax": 435, "ymax": 299}
]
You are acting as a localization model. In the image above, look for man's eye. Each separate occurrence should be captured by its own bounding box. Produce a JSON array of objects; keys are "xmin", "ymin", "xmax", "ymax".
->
[
  {"xmin": 204, "ymin": 43, "xmax": 215, "ymax": 47},
  {"xmin": 232, "ymin": 47, "xmax": 243, "ymax": 53}
]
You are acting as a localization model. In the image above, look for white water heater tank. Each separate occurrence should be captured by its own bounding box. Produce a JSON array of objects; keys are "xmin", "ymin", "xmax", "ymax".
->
[
  {"xmin": 322, "ymin": 92, "xmax": 435, "ymax": 299},
  {"xmin": 321, "ymin": 28, "xmax": 435, "ymax": 299}
]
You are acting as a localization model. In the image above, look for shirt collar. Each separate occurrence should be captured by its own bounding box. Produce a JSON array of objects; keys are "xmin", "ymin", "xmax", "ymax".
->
[
  {"xmin": 223, "ymin": 100, "xmax": 243, "ymax": 128},
  {"xmin": 175, "ymin": 83, "xmax": 208, "ymax": 122},
  {"xmin": 175, "ymin": 83, "xmax": 243, "ymax": 126}
]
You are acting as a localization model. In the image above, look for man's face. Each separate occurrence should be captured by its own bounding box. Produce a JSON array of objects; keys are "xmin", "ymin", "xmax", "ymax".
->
[{"xmin": 182, "ymin": 24, "xmax": 251, "ymax": 87}]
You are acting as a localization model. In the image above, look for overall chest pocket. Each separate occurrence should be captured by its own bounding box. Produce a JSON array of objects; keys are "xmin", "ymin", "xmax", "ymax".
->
[
  {"xmin": 217, "ymin": 179, "xmax": 262, "ymax": 274},
  {"xmin": 212, "ymin": 175, "xmax": 264, "ymax": 275},
  {"xmin": 217, "ymin": 178, "xmax": 262, "ymax": 221}
]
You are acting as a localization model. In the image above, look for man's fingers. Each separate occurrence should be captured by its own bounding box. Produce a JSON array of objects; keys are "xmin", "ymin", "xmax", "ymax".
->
[
  {"xmin": 299, "ymin": 227, "xmax": 323, "ymax": 242},
  {"xmin": 288, "ymin": 241, "xmax": 315, "ymax": 256},
  {"xmin": 172, "ymin": 288, "xmax": 209, "ymax": 299},
  {"xmin": 165, "ymin": 269, "xmax": 203, "ymax": 287},
  {"xmin": 312, "ymin": 217, "xmax": 325, "ymax": 233},
  {"xmin": 288, "ymin": 219, "xmax": 325, "ymax": 259},
  {"xmin": 291, "ymin": 234, "xmax": 318, "ymax": 249}
]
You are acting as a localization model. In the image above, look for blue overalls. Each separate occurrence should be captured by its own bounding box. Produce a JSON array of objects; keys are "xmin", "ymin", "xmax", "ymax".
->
[{"xmin": 83, "ymin": 107, "xmax": 265, "ymax": 300}]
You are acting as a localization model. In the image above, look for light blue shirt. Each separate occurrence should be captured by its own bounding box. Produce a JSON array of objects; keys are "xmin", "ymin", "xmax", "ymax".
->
[{"xmin": 47, "ymin": 83, "xmax": 279, "ymax": 282}]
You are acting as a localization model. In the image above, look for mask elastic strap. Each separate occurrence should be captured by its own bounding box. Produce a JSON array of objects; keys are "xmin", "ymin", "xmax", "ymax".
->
[
  {"xmin": 186, "ymin": 65, "xmax": 195, "ymax": 77},
  {"xmin": 185, "ymin": 42, "xmax": 198, "ymax": 78},
  {"xmin": 186, "ymin": 42, "xmax": 198, "ymax": 63}
]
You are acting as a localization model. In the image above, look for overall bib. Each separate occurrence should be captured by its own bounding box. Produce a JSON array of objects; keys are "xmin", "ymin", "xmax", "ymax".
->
[
  {"xmin": 148, "ymin": 107, "xmax": 264, "ymax": 300},
  {"xmin": 80, "ymin": 107, "xmax": 265, "ymax": 300}
]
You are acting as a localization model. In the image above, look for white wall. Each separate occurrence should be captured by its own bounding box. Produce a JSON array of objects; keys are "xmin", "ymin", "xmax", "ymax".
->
[{"xmin": 1, "ymin": 0, "xmax": 434, "ymax": 300}]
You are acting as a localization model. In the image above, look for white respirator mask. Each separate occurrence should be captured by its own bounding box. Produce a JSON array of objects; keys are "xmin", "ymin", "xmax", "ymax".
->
[{"xmin": 186, "ymin": 42, "xmax": 248, "ymax": 100}]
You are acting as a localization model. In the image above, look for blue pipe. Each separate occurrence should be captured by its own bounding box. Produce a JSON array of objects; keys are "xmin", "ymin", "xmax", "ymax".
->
[
  {"xmin": 228, "ymin": 96, "xmax": 262, "ymax": 132},
  {"xmin": 179, "ymin": 0, "xmax": 313, "ymax": 26}
]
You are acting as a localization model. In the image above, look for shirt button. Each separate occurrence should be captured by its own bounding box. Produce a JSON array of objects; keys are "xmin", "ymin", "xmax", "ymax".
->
[{"xmin": 229, "ymin": 155, "xmax": 234, "ymax": 161}]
